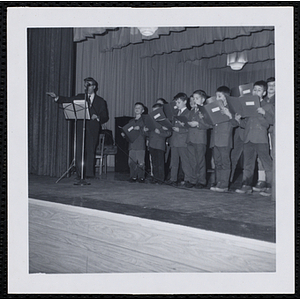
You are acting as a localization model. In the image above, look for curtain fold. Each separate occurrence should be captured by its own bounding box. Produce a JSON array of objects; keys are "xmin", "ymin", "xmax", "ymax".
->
[
  {"xmin": 74, "ymin": 26, "xmax": 273, "ymax": 58},
  {"xmin": 28, "ymin": 28, "xmax": 75, "ymax": 177},
  {"xmin": 177, "ymin": 29, "xmax": 274, "ymax": 64},
  {"xmin": 74, "ymin": 27, "xmax": 186, "ymax": 45}
]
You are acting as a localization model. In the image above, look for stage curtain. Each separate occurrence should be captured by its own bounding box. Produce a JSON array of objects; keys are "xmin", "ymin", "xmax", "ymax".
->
[
  {"xmin": 28, "ymin": 28, "xmax": 75, "ymax": 177},
  {"xmin": 75, "ymin": 27, "xmax": 275, "ymax": 167}
]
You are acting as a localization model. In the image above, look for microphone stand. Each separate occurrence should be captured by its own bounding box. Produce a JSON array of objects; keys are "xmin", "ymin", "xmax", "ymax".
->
[{"xmin": 74, "ymin": 88, "xmax": 90, "ymax": 185}]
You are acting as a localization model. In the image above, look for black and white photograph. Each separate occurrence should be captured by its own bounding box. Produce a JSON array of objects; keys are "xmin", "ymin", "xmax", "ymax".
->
[{"xmin": 7, "ymin": 6, "xmax": 294, "ymax": 294}]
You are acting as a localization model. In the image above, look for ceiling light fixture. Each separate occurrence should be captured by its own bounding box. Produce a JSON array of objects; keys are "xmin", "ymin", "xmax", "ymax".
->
[
  {"xmin": 137, "ymin": 27, "xmax": 158, "ymax": 36},
  {"xmin": 227, "ymin": 52, "xmax": 248, "ymax": 71}
]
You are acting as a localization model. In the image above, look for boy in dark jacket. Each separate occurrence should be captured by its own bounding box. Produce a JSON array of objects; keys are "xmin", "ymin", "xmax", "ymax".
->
[
  {"xmin": 121, "ymin": 102, "xmax": 146, "ymax": 183},
  {"xmin": 210, "ymin": 86, "xmax": 239, "ymax": 192},
  {"xmin": 145, "ymin": 103, "xmax": 172, "ymax": 184},
  {"xmin": 187, "ymin": 90, "xmax": 211, "ymax": 188},
  {"xmin": 235, "ymin": 81, "xmax": 274, "ymax": 196}
]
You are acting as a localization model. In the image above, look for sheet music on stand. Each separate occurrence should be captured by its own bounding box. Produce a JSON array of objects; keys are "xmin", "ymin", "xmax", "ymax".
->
[
  {"xmin": 62, "ymin": 103, "xmax": 76, "ymax": 120},
  {"xmin": 73, "ymin": 99, "xmax": 90, "ymax": 120}
]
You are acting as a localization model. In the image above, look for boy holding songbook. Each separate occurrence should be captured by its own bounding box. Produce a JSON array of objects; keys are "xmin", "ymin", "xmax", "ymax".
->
[
  {"xmin": 144, "ymin": 103, "xmax": 172, "ymax": 184},
  {"xmin": 121, "ymin": 102, "xmax": 147, "ymax": 183},
  {"xmin": 209, "ymin": 86, "xmax": 239, "ymax": 192},
  {"xmin": 167, "ymin": 92, "xmax": 194, "ymax": 188},
  {"xmin": 235, "ymin": 81, "xmax": 274, "ymax": 196},
  {"xmin": 187, "ymin": 90, "xmax": 211, "ymax": 188}
]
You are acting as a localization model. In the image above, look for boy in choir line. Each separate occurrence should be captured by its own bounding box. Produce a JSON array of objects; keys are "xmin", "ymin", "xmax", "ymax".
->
[
  {"xmin": 121, "ymin": 102, "xmax": 147, "ymax": 183},
  {"xmin": 252, "ymin": 77, "xmax": 275, "ymax": 192},
  {"xmin": 187, "ymin": 90, "xmax": 211, "ymax": 189},
  {"xmin": 144, "ymin": 103, "xmax": 172, "ymax": 184},
  {"xmin": 235, "ymin": 81, "xmax": 274, "ymax": 196},
  {"xmin": 166, "ymin": 93, "xmax": 194, "ymax": 188},
  {"xmin": 210, "ymin": 86, "xmax": 239, "ymax": 192}
]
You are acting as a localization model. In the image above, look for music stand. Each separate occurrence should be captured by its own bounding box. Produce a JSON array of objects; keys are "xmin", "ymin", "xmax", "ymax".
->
[
  {"xmin": 56, "ymin": 103, "xmax": 78, "ymax": 183},
  {"xmin": 73, "ymin": 99, "xmax": 91, "ymax": 185}
]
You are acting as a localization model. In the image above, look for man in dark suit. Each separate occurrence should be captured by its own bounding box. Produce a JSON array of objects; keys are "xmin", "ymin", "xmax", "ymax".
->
[{"xmin": 48, "ymin": 77, "xmax": 109, "ymax": 181}]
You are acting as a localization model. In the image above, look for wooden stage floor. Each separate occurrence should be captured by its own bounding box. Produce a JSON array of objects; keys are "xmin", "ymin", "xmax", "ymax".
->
[{"xmin": 29, "ymin": 171, "xmax": 275, "ymax": 243}]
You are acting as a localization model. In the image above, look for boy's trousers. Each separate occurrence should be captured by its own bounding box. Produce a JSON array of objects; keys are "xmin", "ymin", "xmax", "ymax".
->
[
  {"xmin": 213, "ymin": 146, "xmax": 231, "ymax": 188},
  {"xmin": 170, "ymin": 147, "xmax": 194, "ymax": 183},
  {"xmin": 128, "ymin": 149, "xmax": 145, "ymax": 179},
  {"xmin": 187, "ymin": 143, "xmax": 207, "ymax": 185},
  {"xmin": 149, "ymin": 147, "xmax": 165, "ymax": 182},
  {"xmin": 242, "ymin": 142, "xmax": 273, "ymax": 187}
]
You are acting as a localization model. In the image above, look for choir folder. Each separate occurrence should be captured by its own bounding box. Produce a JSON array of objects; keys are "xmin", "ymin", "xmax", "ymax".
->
[
  {"xmin": 150, "ymin": 107, "xmax": 173, "ymax": 129},
  {"xmin": 199, "ymin": 101, "xmax": 230, "ymax": 125},
  {"xmin": 173, "ymin": 115, "xmax": 190, "ymax": 128},
  {"xmin": 239, "ymin": 83, "xmax": 253, "ymax": 96},
  {"xmin": 163, "ymin": 102, "xmax": 178, "ymax": 120},
  {"xmin": 121, "ymin": 122, "xmax": 141, "ymax": 143},
  {"xmin": 226, "ymin": 95, "xmax": 260, "ymax": 117},
  {"xmin": 142, "ymin": 114, "xmax": 160, "ymax": 131}
]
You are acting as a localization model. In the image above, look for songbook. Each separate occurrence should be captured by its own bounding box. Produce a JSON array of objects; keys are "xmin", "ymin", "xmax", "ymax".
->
[
  {"xmin": 121, "ymin": 122, "xmax": 140, "ymax": 143},
  {"xmin": 73, "ymin": 100, "xmax": 90, "ymax": 120},
  {"xmin": 149, "ymin": 107, "xmax": 166, "ymax": 122},
  {"xmin": 62, "ymin": 103, "xmax": 76, "ymax": 120},
  {"xmin": 142, "ymin": 114, "xmax": 160, "ymax": 131},
  {"xmin": 226, "ymin": 95, "xmax": 261, "ymax": 117},
  {"xmin": 199, "ymin": 101, "xmax": 230, "ymax": 125},
  {"xmin": 150, "ymin": 107, "xmax": 173, "ymax": 129},
  {"xmin": 156, "ymin": 118, "xmax": 173, "ymax": 130},
  {"xmin": 173, "ymin": 115, "xmax": 190, "ymax": 128},
  {"xmin": 239, "ymin": 83, "xmax": 253, "ymax": 97},
  {"xmin": 226, "ymin": 96, "xmax": 243, "ymax": 116},
  {"xmin": 163, "ymin": 102, "xmax": 178, "ymax": 120}
]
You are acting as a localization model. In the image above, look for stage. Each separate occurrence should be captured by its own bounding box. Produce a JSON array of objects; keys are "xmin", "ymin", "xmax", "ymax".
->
[{"xmin": 28, "ymin": 171, "xmax": 276, "ymax": 273}]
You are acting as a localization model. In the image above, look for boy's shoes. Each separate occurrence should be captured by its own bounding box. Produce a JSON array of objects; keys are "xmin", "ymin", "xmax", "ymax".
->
[
  {"xmin": 252, "ymin": 181, "xmax": 267, "ymax": 192},
  {"xmin": 214, "ymin": 187, "xmax": 228, "ymax": 193},
  {"xmin": 195, "ymin": 183, "xmax": 205, "ymax": 189},
  {"xmin": 210, "ymin": 186, "xmax": 217, "ymax": 192},
  {"xmin": 260, "ymin": 187, "xmax": 272, "ymax": 197},
  {"xmin": 138, "ymin": 178, "xmax": 145, "ymax": 183},
  {"xmin": 165, "ymin": 180, "xmax": 178, "ymax": 187},
  {"xmin": 235, "ymin": 185, "xmax": 252, "ymax": 194},
  {"xmin": 128, "ymin": 177, "xmax": 137, "ymax": 183},
  {"xmin": 184, "ymin": 181, "xmax": 194, "ymax": 188}
]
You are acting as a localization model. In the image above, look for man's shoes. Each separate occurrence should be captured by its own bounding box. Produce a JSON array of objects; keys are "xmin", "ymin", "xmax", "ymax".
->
[
  {"xmin": 214, "ymin": 187, "xmax": 228, "ymax": 193},
  {"xmin": 128, "ymin": 177, "xmax": 137, "ymax": 183},
  {"xmin": 184, "ymin": 181, "xmax": 194, "ymax": 188},
  {"xmin": 165, "ymin": 180, "xmax": 178, "ymax": 187},
  {"xmin": 194, "ymin": 183, "xmax": 205, "ymax": 189},
  {"xmin": 260, "ymin": 187, "xmax": 272, "ymax": 197},
  {"xmin": 253, "ymin": 181, "xmax": 267, "ymax": 192},
  {"xmin": 236, "ymin": 185, "xmax": 252, "ymax": 194},
  {"xmin": 138, "ymin": 178, "xmax": 145, "ymax": 183}
]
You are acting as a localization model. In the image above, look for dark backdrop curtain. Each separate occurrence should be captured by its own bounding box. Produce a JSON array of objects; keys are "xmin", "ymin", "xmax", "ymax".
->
[{"xmin": 28, "ymin": 28, "xmax": 75, "ymax": 177}]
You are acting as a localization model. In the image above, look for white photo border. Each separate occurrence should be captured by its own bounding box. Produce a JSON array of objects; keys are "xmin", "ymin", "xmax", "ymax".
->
[{"xmin": 7, "ymin": 6, "xmax": 295, "ymax": 294}]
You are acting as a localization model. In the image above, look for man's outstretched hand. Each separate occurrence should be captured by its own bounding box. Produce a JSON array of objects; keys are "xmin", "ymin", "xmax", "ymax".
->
[{"xmin": 46, "ymin": 92, "xmax": 57, "ymax": 98}]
